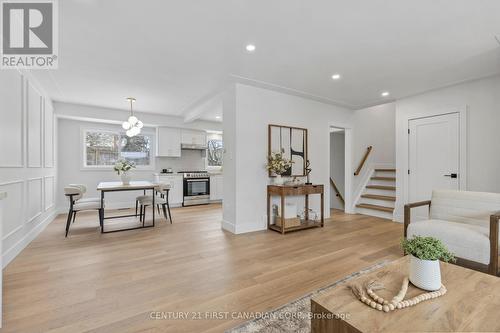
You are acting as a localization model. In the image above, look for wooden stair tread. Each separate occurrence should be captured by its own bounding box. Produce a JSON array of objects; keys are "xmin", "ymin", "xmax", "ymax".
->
[
  {"xmin": 360, "ymin": 194, "xmax": 396, "ymax": 201},
  {"xmin": 371, "ymin": 177, "xmax": 396, "ymax": 181},
  {"xmin": 375, "ymin": 168, "xmax": 396, "ymax": 172},
  {"xmin": 356, "ymin": 203, "xmax": 394, "ymax": 212},
  {"xmin": 366, "ymin": 185, "xmax": 396, "ymax": 191}
]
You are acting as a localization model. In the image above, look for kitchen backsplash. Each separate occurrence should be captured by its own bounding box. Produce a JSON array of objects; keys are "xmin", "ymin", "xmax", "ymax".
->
[{"xmin": 156, "ymin": 149, "xmax": 206, "ymax": 172}]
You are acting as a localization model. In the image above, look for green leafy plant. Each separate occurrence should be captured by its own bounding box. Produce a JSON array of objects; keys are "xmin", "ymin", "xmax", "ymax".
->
[
  {"xmin": 266, "ymin": 149, "xmax": 294, "ymax": 176},
  {"xmin": 113, "ymin": 159, "xmax": 136, "ymax": 175},
  {"xmin": 401, "ymin": 236, "xmax": 455, "ymax": 262}
]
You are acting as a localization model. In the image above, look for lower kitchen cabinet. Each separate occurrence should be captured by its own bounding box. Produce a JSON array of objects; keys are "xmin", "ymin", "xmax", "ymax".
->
[
  {"xmin": 155, "ymin": 175, "xmax": 183, "ymax": 206},
  {"xmin": 210, "ymin": 175, "xmax": 223, "ymax": 201}
]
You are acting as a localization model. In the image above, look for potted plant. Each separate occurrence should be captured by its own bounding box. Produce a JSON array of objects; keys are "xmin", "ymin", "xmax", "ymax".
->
[
  {"xmin": 401, "ymin": 236, "xmax": 455, "ymax": 291},
  {"xmin": 266, "ymin": 150, "xmax": 294, "ymax": 185},
  {"xmin": 114, "ymin": 159, "xmax": 136, "ymax": 185}
]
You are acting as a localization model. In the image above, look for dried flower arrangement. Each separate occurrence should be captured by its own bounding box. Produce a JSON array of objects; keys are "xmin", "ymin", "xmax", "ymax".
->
[{"xmin": 266, "ymin": 149, "xmax": 294, "ymax": 176}]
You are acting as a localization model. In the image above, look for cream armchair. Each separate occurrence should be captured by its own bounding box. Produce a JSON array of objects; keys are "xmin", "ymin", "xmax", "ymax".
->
[{"xmin": 404, "ymin": 190, "xmax": 500, "ymax": 276}]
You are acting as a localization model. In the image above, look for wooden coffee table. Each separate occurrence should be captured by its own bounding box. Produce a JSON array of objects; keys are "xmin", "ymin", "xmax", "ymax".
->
[{"xmin": 311, "ymin": 256, "xmax": 500, "ymax": 332}]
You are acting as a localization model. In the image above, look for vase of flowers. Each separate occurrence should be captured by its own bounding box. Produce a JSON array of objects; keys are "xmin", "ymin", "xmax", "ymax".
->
[
  {"xmin": 266, "ymin": 149, "xmax": 294, "ymax": 185},
  {"xmin": 401, "ymin": 236, "xmax": 455, "ymax": 291},
  {"xmin": 114, "ymin": 159, "xmax": 136, "ymax": 185}
]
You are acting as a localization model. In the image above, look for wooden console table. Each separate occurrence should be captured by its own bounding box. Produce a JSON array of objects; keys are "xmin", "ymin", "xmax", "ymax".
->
[{"xmin": 267, "ymin": 184, "xmax": 324, "ymax": 234}]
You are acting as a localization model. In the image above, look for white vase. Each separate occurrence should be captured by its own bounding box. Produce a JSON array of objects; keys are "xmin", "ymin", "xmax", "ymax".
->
[
  {"xmin": 409, "ymin": 255, "xmax": 441, "ymax": 291},
  {"xmin": 274, "ymin": 175, "xmax": 283, "ymax": 185},
  {"xmin": 121, "ymin": 172, "xmax": 131, "ymax": 185}
]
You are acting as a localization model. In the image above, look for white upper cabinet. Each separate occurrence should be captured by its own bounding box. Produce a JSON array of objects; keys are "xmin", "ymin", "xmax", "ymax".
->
[
  {"xmin": 157, "ymin": 127, "xmax": 181, "ymax": 157},
  {"xmin": 181, "ymin": 129, "xmax": 206, "ymax": 146}
]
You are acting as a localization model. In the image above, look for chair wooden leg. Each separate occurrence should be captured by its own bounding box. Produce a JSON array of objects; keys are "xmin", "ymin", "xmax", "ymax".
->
[
  {"xmin": 143, "ymin": 205, "xmax": 147, "ymax": 227},
  {"xmin": 135, "ymin": 200, "xmax": 138, "ymax": 217},
  {"xmin": 72, "ymin": 211, "xmax": 77, "ymax": 223},
  {"xmin": 65, "ymin": 209, "xmax": 73, "ymax": 237},
  {"xmin": 157, "ymin": 204, "xmax": 160, "ymax": 215},
  {"xmin": 162, "ymin": 204, "xmax": 168, "ymax": 221},
  {"xmin": 139, "ymin": 205, "xmax": 143, "ymax": 222},
  {"xmin": 167, "ymin": 202, "xmax": 172, "ymax": 224},
  {"xmin": 99, "ymin": 208, "xmax": 104, "ymax": 230}
]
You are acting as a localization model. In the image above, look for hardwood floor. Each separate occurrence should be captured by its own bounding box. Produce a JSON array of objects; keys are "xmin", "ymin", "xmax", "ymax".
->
[{"xmin": 2, "ymin": 205, "xmax": 402, "ymax": 333}]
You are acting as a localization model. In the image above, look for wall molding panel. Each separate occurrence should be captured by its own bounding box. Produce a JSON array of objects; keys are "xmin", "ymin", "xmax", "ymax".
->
[
  {"xmin": 0, "ymin": 70, "xmax": 57, "ymax": 268},
  {"xmin": 27, "ymin": 81, "xmax": 43, "ymax": 168},
  {"xmin": 0, "ymin": 180, "xmax": 24, "ymax": 240},
  {"xmin": 0, "ymin": 71, "xmax": 24, "ymax": 168},
  {"xmin": 27, "ymin": 177, "xmax": 43, "ymax": 223},
  {"xmin": 44, "ymin": 176, "xmax": 55, "ymax": 211}
]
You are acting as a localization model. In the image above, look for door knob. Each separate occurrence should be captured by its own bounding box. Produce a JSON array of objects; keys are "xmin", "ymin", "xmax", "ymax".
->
[{"xmin": 443, "ymin": 173, "xmax": 458, "ymax": 178}]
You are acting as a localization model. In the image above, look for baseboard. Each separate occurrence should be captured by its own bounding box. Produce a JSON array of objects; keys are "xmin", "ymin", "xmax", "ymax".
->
[
  {"xmin": 221, "ymin": 219, "xmax": 236, "ymax": 233},
  {"xmin": 2, "ymin": 210, "xmax": 57, "ymax": 268},
  {"xmin": 221, "ymin": 219, "xmax": 267, "ymax": 234}
]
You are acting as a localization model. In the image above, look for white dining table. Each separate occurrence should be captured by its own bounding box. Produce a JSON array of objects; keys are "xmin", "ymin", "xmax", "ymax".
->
[{"xmin": 97, "ymin": 181, "xmax": 158, "ymax": 233}]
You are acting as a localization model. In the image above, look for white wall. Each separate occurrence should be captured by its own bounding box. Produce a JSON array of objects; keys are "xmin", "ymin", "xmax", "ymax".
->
[
  {"xmin": 330, "ymin": 131, "xmax": 345, "ymax": 210},
  {"xmin": 351, "ymin": 103, "xmax": 396, "ymax": 193},
  {"xmin": 56, "ymin": 105, "xmax": 221, "ymax": 211},
  {"xmin": 0, "ymin": 70, "xmax": 57, "ymax": 267},
  {"xmin": 394, "ymin": 75, "xmax": 500, "ymax": 221},
  {"xmin": 223, "ymin": 83, "xmax": 352, "ymax": 234}
]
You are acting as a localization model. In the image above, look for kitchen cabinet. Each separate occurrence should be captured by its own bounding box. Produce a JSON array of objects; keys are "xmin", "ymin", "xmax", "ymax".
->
[
  {"xmin": 157, "ymin": 127, "xmax": 181, "ymax": 157},
  {"xmin": 210, "ymin": 175, "xmax": 223, "ymax": 201},
  {"xmin": 181, "ymin": 129, "xmax": 206, "ymax": 146},
  {"xmin": 155, "ymin": 174, "xmax": 183, "ymax": 205}
]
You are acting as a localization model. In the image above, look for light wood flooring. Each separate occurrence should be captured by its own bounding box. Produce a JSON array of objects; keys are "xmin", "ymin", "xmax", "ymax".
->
[{"xmin": 2, "ymin": 204, "xmax": 403, "ymax": 333}]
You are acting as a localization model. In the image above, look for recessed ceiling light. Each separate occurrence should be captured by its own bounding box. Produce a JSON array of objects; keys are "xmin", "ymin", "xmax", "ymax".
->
[
  {"xmin": 215, "ymin": 116, "xmax": 221, "ymax": 119},
  {"xmin": 245, "ymin": 44, "xmax": 256, "ymax": 52},
  {"xmin": 381, "ymin": 91, "xmax": 390, "ymax": 97},
  {"xmin": 331, "ymin": 74, "xmax": 341, "ymax": 80}
]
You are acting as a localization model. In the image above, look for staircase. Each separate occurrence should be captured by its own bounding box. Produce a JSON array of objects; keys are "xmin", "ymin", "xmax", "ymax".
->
[{"xmin": 355, "ymin": 168, "xmax": 396, "ymax": 220}]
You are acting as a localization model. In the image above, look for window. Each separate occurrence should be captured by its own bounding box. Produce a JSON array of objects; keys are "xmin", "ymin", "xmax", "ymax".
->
[
  {"xmin": 84, "ymin": 130, "xmax": 153, "ymax": 168},
  {"xmin": 207, "ymin": 136, "xmax": 223, "ymax": 168}
]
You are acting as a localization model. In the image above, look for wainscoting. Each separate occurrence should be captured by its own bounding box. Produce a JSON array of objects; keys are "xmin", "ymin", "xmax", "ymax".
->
[{"xmin": 0, "ymin": 69, "xmax": 57, "ymax": 267}]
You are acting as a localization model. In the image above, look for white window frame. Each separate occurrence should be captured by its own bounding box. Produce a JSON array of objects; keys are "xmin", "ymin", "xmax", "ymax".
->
[
  {"xmin": 205, "ymin": 132, "xmax": 223, "ymax": 172},
  {"xmin": 81, "ymin": 126, "xmax": 155, "ymax": 171}
]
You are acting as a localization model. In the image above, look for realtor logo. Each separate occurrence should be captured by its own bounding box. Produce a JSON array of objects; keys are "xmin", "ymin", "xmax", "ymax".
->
[{"xmin": 1, "ymin": 0, "xmax": 58, "ymax": 68}]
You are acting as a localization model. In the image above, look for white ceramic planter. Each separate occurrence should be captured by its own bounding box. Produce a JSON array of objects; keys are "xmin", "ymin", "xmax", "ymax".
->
[
  {"xmin": 409, "ymin": 255, "xmax": 441, "ymax": 291},
  {"xmin": 121, "ymin": 172, "xmax": 131, "ymax": 185}
]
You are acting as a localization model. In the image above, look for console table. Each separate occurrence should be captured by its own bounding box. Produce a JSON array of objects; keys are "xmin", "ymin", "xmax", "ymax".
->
[{"xmin": 267, "ymin": 184, "xmax": 324, "ymax": 234}]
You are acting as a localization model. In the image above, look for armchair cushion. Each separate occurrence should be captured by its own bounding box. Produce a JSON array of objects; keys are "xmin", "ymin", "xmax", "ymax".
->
[
  {"xmin": 430, "ymin": 190, "xmax": 500, "ymax": 228},
  {"xmin": 407, "ymin": 219, "xmax": 494, "ymax": 265}
]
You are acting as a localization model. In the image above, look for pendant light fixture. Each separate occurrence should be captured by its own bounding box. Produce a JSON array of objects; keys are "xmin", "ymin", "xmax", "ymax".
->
[{"xmin": 122, "ymin": 97, "xmax": 143, "ymax": 137}]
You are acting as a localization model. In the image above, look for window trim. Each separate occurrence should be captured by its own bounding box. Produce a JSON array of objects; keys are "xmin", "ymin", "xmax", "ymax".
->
[
  {"xmin": 205, "ymin": 136, "xmax": 223, "ymax": 172},
  {"xmin": 81, "ymin": 126, "xmax": 155, "ymax": 171}
]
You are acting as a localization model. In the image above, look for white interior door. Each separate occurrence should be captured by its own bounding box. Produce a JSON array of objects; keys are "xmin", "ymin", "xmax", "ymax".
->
[{"xmin": 409, "ymin": 113, "xmax": 460, "ymax": 217}]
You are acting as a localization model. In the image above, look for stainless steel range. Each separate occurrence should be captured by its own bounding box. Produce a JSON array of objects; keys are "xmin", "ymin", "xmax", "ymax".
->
[{"xmin": 179, "ymin": 171, "xmax": 210, "ymax": 206}]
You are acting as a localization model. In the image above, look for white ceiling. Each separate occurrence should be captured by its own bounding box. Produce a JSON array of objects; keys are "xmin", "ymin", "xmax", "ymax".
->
[{"xmin": 33, "ymin": 0, "xmax": 500, "ymax": 117}]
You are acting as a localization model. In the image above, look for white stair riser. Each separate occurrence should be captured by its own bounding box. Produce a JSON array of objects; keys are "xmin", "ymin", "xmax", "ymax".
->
[
  {"xmin": 359, "ymin": 198, "xmax": 395, "ymax": 208},
  {"xmin": 369, "ymin": 179, "xmax": 396, "ymax": 186},
  {"xmin": 364, "ymin": 188, "xmax": 396, "ymax": 196},
  {"xmin": 356, "ymin": 207, "xmax": 393, "ymax": 220}
]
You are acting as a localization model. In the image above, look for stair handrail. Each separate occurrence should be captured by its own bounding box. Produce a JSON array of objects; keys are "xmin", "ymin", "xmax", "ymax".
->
[
  {"xmin": 354, "ymin": 146, "xmax": 373, "ymax": 176},
  {"xmin": 329, "ymin": 177, "xmax": 345, "ymax": 204}
]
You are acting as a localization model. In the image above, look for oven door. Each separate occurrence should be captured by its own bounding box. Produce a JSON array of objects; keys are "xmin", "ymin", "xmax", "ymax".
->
[{"xmin": 184, "ymin": 178, "xmax": 210, "ymax": 197}]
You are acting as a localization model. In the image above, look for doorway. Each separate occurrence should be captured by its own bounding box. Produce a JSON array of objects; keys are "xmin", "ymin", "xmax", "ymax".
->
[
  {"xmin": 330, "ymin": 128, "xmax": 345, "ymax": 212},
  {"xmin": 408, "ymin": 112, "xmax": 464, "ymax": 218}
]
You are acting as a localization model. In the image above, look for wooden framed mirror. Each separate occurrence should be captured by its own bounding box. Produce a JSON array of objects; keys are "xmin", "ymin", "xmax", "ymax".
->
[{"xmin": 268, "ymin": 124, "xmax": 308, "ymax": 177}]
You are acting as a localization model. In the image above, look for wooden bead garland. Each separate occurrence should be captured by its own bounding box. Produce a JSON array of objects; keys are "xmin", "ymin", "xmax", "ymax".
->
[{"xmin": 348, "ymin": 276, "xmax": 446, "ymax": 313}]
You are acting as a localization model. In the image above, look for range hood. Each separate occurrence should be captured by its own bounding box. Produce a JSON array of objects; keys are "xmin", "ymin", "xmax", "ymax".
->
[{"xmin": 181, "ymin": 143, "xmax": 207, "ymax": 150}]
